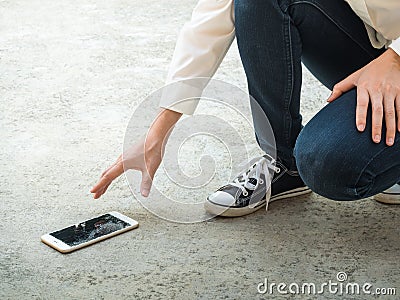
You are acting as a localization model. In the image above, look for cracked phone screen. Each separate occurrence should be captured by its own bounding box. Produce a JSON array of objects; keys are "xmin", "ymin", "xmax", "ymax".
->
[{"xmin": 50, "ymin": 214, "xmax": 130, "ymax": 246}]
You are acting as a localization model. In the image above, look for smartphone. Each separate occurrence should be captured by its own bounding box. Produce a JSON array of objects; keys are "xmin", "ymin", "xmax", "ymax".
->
[{"xmin": 41, "ymin": 211, "xmax": 139, "ymax": 253}]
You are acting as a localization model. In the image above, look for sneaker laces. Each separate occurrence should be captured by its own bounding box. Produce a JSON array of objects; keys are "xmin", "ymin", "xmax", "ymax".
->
[{"xmin": 230, "ymin": 155, "xmax": 280, "ymax": 207}]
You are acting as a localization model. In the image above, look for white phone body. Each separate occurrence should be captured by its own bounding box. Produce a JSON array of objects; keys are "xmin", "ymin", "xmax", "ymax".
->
[{"xmin": 41, "ymin": 211, "xmax": 139, "ymax": 253}]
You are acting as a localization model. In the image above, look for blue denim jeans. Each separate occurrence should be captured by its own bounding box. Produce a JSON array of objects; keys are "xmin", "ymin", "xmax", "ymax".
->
[{"xmin": 234, "ymin": 0, "xmax": 400, "ymax": 200}]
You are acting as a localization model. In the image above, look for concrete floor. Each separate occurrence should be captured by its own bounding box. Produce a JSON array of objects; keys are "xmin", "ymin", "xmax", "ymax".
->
[{"xmin": 0, "ymin": 0, "xmax": 399, "ymax": 299}]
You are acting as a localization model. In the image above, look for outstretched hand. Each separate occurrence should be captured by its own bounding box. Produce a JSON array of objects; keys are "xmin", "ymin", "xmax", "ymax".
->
[
  {"xmin": 327, "ymin": 48, "xmax": 400, "ymax": 146},
  {"xmin": 90, "ymin": 136, "xmax": 163, "ymax": 199},
  {"xmin": 90, "ymin": 108, "xmax": 182, "ymax": 199}
]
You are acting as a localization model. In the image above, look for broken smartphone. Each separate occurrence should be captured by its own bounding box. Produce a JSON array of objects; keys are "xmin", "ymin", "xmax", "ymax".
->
[{"xmin": 41, "ymin": 211, "xmax": 138, "ymax": 253}]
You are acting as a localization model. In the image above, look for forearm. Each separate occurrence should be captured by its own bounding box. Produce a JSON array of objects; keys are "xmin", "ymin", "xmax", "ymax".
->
[{"xmin": 145, "ymin": 108, "xmax": 182, "ymax": 151}]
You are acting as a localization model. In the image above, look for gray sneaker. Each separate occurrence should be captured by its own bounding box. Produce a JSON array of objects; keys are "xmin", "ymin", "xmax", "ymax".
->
[
  {"xmin": 205, "ymin": 155, "xmax": 311, "ymax": 217},
  {"xmin": 374, "ymin": 184, "xmax": 400, "ymax": 204}
]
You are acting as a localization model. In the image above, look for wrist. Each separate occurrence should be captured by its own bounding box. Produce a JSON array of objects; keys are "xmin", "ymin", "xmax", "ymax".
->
[
  {"xmin": 387, "ymin": 48, "xmax": 400, "ymax": 65},
  {"xmin": 145, "ymin": 108, "xmax": 182, "ymax": 152}
]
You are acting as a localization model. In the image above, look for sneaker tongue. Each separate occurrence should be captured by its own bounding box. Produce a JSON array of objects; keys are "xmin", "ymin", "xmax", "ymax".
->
[{"xmin": 245, "ymin": 177, "xmax": 257, "ymax": 189}]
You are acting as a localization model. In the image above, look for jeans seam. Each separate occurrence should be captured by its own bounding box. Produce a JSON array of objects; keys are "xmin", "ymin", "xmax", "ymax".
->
[
  {"xmin": 284, "ymin": 14, "xmax": 293, "ymax": 149},
  {"xmin": 353, "ymin": 146, "xmax": 390, "ymax": 198},
  {"xmin": 285, "ymin": 1, "xmax": 378, "ymax": 60}
]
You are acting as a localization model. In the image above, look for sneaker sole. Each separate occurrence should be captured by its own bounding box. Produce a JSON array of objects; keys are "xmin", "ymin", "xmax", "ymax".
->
[
  {"xmin": 204, "ymin": 186, "xmax": 312, "ymax": 217},
  {"xmin": 373, "ymin": 193, "xmax": 400, "ymax": 204},
  {"xmin": 270, "ymin": 186, "xmax": 312, "ymax": 202},
  {"xmin": 204, "ymin": 198, "xmax": 267, "ymax": 217}
]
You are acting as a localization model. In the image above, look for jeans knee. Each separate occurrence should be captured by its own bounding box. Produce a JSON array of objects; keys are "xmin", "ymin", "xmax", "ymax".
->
[{"xmin": 294, "ymin": 130, "xmax": 361, "ymax": 200}]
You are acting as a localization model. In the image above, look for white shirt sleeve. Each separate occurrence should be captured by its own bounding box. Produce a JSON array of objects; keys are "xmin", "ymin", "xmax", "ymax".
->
[
  {"xmin": 389, "ymin": 37, "xmax": 400, "ymax": 57},
  {"xmin": 160, "ymin": 0, "xmax": 235, "ymax": 115}
]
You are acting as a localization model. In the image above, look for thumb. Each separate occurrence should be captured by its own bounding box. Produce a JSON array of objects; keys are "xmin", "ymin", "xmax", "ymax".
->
[
  {"xmin": 327, "ymin": 71, "xmax": 358, "ymax": 102},
  {"xmin": 140, "ymin": 170, "xmax": 153, "ymax": 197}
]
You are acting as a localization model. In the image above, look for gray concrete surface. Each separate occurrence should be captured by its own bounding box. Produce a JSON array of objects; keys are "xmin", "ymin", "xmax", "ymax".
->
[{"xmin": 1, "ymin": 0, "xmax": 399, "ymax": 299}]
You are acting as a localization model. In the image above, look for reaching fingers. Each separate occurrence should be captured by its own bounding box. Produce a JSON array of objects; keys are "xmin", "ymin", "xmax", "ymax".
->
[
  {"xmin": 101, "ymin": 155, "xmax": 122, "ymax": 177},
  {"xmin": 356, "ymin": 86, "xmax": 369, "ymax": 132},
  {"xmin": 90, "ymin": 161, "xmax": 124, "ymax": 198},
  {"xmin": 93, "ymin": 182, "xmax": 111, "ymax": 199}
]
